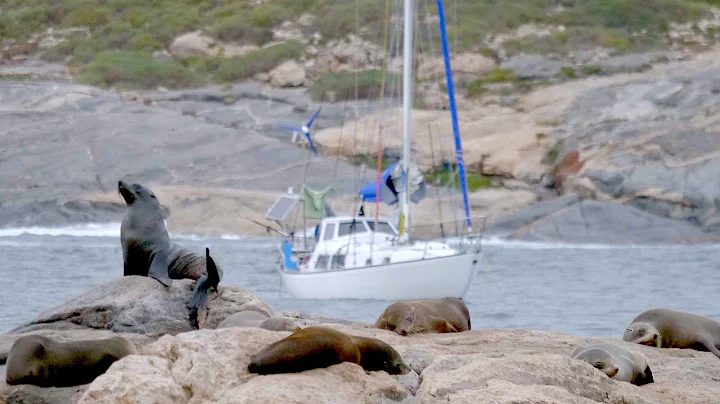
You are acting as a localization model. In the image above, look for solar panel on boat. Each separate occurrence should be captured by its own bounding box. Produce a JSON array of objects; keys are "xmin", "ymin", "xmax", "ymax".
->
[{"xmin": 265, "ymin": 196, "xmax": 298, "ymax": 221}]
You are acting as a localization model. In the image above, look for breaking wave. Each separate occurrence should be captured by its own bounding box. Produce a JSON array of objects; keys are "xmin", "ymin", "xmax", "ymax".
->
[
  {"xmin": 0, "ymin": 223, "xmax": 266, "ymax": 242},
  {"xmin": 0, "ymin": 224, "xmax": 709, "ymax": 250}
]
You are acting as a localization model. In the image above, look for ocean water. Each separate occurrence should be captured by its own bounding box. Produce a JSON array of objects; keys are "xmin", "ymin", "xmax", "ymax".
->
[{"xmin": 2, "ymin": 224, "xmax": 719, "ymax": 338}]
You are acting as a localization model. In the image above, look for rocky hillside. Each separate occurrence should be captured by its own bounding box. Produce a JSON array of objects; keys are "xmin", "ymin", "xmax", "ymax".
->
[{"xmin": 3, "ymin": 0, "xmax": 720, "ymax": 244}]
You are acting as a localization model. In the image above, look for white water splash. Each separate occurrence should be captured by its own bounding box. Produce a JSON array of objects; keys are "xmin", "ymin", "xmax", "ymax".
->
[
  {"xmin": 0, "ymin": 224, "xmax": 710, "ymax": 250},
  {"xmin": 0, "ymin": 223, "xmax": 265, "ymax": 242},
  {"xmin": 479, "ymin": 236, "xmax": 713, "ymax": 250},
  {"xmin": 0, "ymin": 223, "xmax": 121, "ymax": 238}
]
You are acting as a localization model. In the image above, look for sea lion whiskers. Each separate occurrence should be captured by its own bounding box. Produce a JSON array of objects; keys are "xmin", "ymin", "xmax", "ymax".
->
[{"xmin": 407, "ymin": 325, "xmax": 428, "ymax": 335}]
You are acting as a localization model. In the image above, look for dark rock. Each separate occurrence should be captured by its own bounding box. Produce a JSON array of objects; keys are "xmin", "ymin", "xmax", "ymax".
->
[
  {"xmin": 486, "ymin": 194, "xmax": 581, "ymax": 234},
  {"xmin": 0, "ymin": 276, "xmax": 274, "ymax": 366},
  {"xmin": 0, "ymin": 80, "xmax": 377, "ymax": 228},
  {"xmin": 593, "ymin": 53, "xmax": 662, "ymax": 75},
  {"xmin": 651, "ymin": 129, "xmax": 720, "ymax": 160},
  {"xmin": 508, "ymin": 200, "xmax": 719, "ymax": 244},
  {"xmin": 500, "ymin": 55, "xmax": 565, "ymax": 79}
]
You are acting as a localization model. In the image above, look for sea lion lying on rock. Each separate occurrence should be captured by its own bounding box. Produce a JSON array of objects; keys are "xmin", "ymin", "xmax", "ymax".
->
[
  {"xmin": 219, "ymin": 310, "xmax": 271, "ymax": 329},
  {"xmin": 247, "ymin": 326, "xmax": 410, "ymax": 375},
  {"xmin": 623, "ymin": 308, "xmax": 720, "ymax": 359},
  {"xmin": 375, "ymin": 297, "xmax": 471, "ymax": 335},
  {"xmin": 119, "ymin": 180, "xmax": 223, "ymax": 328},
  {"xmin": 218, "ymin": 311, "xmax": 302, "ymax": 332},
  {"xmin": 571, "ymin": 343, "xmax": 654, "ymax": 386},
  {"xmin": 5, "ymin": 334, "xmax": 136, "ymax": 387}
]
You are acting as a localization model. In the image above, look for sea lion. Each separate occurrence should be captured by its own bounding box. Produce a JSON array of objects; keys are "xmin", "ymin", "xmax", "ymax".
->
[
  {"xmin": 218, "ymin": 310, "xmax": 271, "ymax": 329},
  {"xmin": 118, "ymin": 180, "xmax": 223, "ymax": 328},
  {"xmin": 247, "ymin": 326, "xmax": 410, "ymax": 375},
  {"xmin": 375, "ymin": 297, "xmax": 471, "ymax": 336},
  {"xmin": 5, "ymin": 334, "xmax": 136, "ymax": 387},
  {"xmin": 571, "ymin": 343, "xmax": 654, "ymax": 386},
  {"xmin": 623, "ymin": 308, "xmax": 720, "ymax": 358},
  {"xmin": 258, "ymin": 316, "xmax": 302, "ymax": 332}
]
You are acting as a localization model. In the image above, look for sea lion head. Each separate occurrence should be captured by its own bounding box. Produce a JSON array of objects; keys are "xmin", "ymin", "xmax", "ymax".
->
[
  {"xmin": 356, "ymin": 337, "xmax": 411, "ymax": 375},
  {"xmin": 118, "ymin": 180, "xmax": 160, "ymax": 207},
  {"xmin": 376, "ymin": 302, "xmax": 417, "ymax": 336},
  {"xmin": 5, "ymin": 336, "xmax": 49, "ymax": 385},
  {"xmin": 623, "ymin": 323, "xmax": 662, "ymax": 348},
  {"xmin": 573, "ymin": 348, "xmax": 620, "ymax": 379}
]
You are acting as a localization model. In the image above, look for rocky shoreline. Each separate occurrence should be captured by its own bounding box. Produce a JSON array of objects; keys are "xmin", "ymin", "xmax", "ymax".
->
[
  {"xmin": 4, "ymin": 38, "xmax": 720, "ymax": 244},
  {"xmin": 1, "ymin": 276, "xmax": 718, "ymax": 404}
]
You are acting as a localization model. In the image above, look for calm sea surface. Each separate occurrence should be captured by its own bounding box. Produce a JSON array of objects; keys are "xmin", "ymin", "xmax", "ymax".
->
[{"xmin": 2, "ymin": 226, "xmax": 719, "ymax": 337}]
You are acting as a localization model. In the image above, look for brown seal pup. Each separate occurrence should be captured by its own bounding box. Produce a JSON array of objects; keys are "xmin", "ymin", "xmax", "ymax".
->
[
  {"xmin": 5, "ymin": 334, "xmax": 136, "ymax": 387},
  {"xmin": 571, "ymin": 343, "xmax": 654, "ymax": 386},
  {"xmin": 247, "ymin": 326, "xmax": 410, "ymax": 375},
  {"xmin": 375, "ymin": 297, "xmax": 471, "ymax": 336},
  {"xmin": 118, "ymin": 180, "xmax": 223, "ymax": 328},
  {"xmin": 623, "ymin": 308, "xmax": 720, "ymax": 359}
]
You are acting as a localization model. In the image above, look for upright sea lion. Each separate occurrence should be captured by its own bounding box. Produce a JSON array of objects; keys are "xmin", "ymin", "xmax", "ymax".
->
[
  {"xmin": 247, "ymin": 326, "xmax": 410, "ymax": 375},
  {"xmin": 118, "ymin": 180, "xmax": 223, "ymax": 328},
  {"xmin": 623, "ymin": 308, "xmax": 720, "ymax": 359},
  {"xmin": 5, "ymin": 334, "xmax": 136, "ymax": 387},
  {"xmin": 375, "ymin": 297, "xmax": 471, "ymax": 336},
  {"xmin": 571, "ymin": 343, "xmax": 654, "ymax": 386}
]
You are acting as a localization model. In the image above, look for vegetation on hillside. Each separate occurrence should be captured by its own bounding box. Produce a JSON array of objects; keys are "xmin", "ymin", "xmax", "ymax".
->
[
  {"xmin": 1, "ymin": 0, "xmax": 719, "ymax": 90},
  {"xmin": 308, "ymin": 70, "xmax": 402, "ymax": 102},
  {"xmin": 425, "ymin": 167, "xmax": 492, "ymax": 192}
]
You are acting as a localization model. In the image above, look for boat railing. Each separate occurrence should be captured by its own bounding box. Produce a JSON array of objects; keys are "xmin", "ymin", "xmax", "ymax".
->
[{"xmin": 406, "ymin": 215, "xmax": 488, "ymax": 249}]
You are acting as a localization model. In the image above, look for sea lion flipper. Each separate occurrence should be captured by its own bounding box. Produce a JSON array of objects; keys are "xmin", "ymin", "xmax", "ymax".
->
[
  {"xmin": 427, "ymin": 317, "xmax": 457, "ymax": 333},
  {"xmin": 148, "ymin": 251, "xmax": 173, "ymax": 287},
  {"xmin": 701, "ymin": 337, "xmax": 720, "ymax": 358},
  {"xmin": 186, "ymin": 248, "xmax": 222, "ymax": 328},
  {"xmin": 441, "ymin": 320, "xmax": 458, "ymax": 333}
]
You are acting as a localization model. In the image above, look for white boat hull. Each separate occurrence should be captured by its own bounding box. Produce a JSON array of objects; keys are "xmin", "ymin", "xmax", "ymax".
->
[{"xmin": 279, "ymin": 253, "xmax": 479, "ymax": 300}]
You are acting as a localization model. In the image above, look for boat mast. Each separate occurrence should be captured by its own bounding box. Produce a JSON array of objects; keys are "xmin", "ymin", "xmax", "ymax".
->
[
  {"xmin": 437, "ymin": 0, "xmax": 472, "ymax": 231},
  {"xmin": 399, "ymin": 0, "xmax": 414, "ymax": 243}
]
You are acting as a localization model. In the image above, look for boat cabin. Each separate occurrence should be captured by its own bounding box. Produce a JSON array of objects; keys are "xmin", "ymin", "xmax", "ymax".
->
[
  {"xmin": 315, "ymin": 216, "xmax": 397, "ymax": 242},
  {"xmin": 285, "ymin": 216, "xmax": 399, "ymax": 272}
]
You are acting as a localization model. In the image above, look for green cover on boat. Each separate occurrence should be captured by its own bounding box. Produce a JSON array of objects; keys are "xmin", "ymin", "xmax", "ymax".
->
[{"xmin": 303, "ymin": 185, "xmax": 332, "ymax": 219}]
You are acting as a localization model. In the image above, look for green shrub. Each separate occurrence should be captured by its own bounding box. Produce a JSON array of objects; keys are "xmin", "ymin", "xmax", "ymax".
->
[
  {"xmin": 425, "ymin": 169, "xmax": 491, "ymax": 192},
  {"xmin": 466, "ymin": 80, "xmax": 487, "ymax": 98},
  {"xmin": 481, "ymin": 68, "xmax": 517, "ymax": 83},
  {"xmin": 553, "ymin": 0, "xmax": 707, "ymax": 34},
  {"xmin": 583, "ymin": 65, "xmax": 603, "ymax": 75},
  {"xmin": 78, "ymin": 50, "xmax": 203, "ymax": 89},
  {"xmin": 542, "ymin": 139, "xmax": 565, "ymax": 166},
  {"xmin": 307, "ymin": 70, "xmax": 401, "ymax": 102},
  {"xmin": 61, "ymin": 7, "xmax": 111, "ymax": 30},
  {"xmin": 0, "ymin": 6, "xmax": 50, "ymax": 39},
  {"xmin": 208, "ymin": 15, "xmax": 274, "ymax": 45},
  {"xmin": 465, "ymin": 68, "xmax": 516, "ymax": 98},
  {"xmin": 212, "ymin": 40, "xmax": 304, "ymax": 82},
  {"xmin": 561, "ymin": 66, "xmax": 576, "ymax": 78}
]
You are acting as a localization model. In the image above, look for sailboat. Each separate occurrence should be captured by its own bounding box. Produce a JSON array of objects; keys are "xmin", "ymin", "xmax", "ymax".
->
[{"xmin": 265, "ymin": 0, "xmax": 484, "ymax": 300}]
